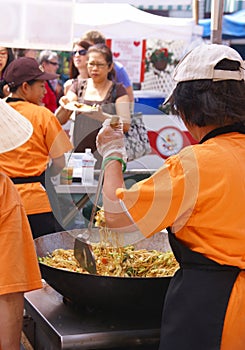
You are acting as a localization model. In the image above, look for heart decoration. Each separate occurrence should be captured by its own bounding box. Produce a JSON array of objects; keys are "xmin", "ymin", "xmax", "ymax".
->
[
  {"xmin": 134, "ymin": 41, "xmax": 140, "ymax": 47},
  {"xmin": 113, "ymin": 52, "xmax": 120, "ymax": 58}
]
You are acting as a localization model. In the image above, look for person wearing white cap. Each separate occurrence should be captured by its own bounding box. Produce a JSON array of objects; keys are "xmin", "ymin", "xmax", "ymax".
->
[
  {"xmin": 95, "ymin": 44, "xmax": 245, "ymax": 349},
  {"xmin": 0, "ymin": 57, "xmax": 73, "ymax": 238},
  {"xmin": 0, "ymin": 99, "xmax": 42, "ymax": 349}
]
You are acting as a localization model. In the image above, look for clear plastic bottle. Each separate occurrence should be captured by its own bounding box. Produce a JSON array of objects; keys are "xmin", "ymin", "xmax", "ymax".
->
[{"xmin": 81, "ymin": 148, "xmax": 95, "ymax": 185}]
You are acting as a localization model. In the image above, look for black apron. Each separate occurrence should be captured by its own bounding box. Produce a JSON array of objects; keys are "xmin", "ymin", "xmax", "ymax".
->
[
  {"xmin": 11, "ymin": 168, "xmax": 63, "ymax": 229},
  {"xmin": 159, "ymin": 123, "xmax": 245, "ymax": 350}
]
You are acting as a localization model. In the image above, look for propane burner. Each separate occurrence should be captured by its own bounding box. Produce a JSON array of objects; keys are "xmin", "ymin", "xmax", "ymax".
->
[{"xmin": 23, "ymin": 283, "xmax": 162, "ymax": 350}]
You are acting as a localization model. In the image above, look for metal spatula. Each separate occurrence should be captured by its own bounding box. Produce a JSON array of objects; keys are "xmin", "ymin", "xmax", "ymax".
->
[{"xmin": 74, "ymin": 116, "xmax": 120, "ymax": 274}]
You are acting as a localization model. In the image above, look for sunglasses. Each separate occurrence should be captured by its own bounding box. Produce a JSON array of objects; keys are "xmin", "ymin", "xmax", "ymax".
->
[
  {"xmin": 48, "ymin": 61, "xmax": 59, "ymax": 66},
  {"xmin": 72, "ymin": 49, "xmax": 87, "ymax": 56}
]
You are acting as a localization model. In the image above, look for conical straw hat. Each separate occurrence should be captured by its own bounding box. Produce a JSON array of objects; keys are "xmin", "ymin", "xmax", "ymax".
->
[{"xmin": 0, "ymin": 99, "xmax": 33, "ymax": 154}]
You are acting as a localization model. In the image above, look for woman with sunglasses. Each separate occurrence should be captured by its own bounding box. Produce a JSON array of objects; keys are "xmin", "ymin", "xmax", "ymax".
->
[{"xmin": 63, "ymin": 40, "xmax": 91, "ymax": 95}]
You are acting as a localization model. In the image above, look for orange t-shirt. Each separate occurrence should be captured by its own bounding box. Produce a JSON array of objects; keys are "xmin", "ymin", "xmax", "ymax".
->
[
  {"xmin": 0, "ymin": 172, "xmax": 42, "ymax": 295},
  {"xmin": 0, "ymin": 101, "xmax": 73, "ymax": 215},
  {"xmin": 116, "ymin": 132, "xmax": 245, "ymax": 349}
]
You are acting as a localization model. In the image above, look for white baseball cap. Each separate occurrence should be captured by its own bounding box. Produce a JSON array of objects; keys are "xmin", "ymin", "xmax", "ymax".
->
[
  {"xmin": 164, "ymin": 43, "xmax": 244, "ymax": 104},
  {"xmin": 0, "ymin": 99, "xmax": 33, "ymax": 153}
]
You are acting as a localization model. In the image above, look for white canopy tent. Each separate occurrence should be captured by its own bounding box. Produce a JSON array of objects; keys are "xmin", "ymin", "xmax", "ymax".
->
[
  {"xmin": 0, "ymin": 0, "xmax": 201, "ymax": 51},
  {"xmin": 73, "ymin": 3, "xmax": 197, "ymax": 41}
]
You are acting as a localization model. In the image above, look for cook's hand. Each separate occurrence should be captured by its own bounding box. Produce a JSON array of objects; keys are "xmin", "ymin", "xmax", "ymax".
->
[{"xmin": 96, "ymin": 118, "xmax": 127, "ymax": 161}]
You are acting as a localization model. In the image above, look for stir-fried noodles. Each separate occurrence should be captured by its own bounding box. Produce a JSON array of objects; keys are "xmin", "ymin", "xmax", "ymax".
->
[
  {"xmin": 39, "ymin": 207, "xmax": 179, "ymax": 277},
  {"xmin": 39, "ymin": 245, "xmax": 179, "ymax": 278}
]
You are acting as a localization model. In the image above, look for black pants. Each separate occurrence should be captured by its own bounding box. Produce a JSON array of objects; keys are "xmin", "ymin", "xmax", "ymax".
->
[{"xmin": 28, "ymin": 212, "xmax": 64, "ymax": 239}]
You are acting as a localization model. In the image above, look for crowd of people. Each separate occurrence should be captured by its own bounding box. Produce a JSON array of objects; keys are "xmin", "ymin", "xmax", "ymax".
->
[{"xmin": 1, "ymin": 33, "xmax": 245, "ymax": 350}]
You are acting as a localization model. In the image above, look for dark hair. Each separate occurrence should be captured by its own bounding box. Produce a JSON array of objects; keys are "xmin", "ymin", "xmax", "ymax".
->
[
  {"xmin": 87, "ymin": 43, "xmax": 116, "ymax": 80},
  {"xmin": 7, "ymin": 78, "xmax": 37, "ymax": 93},
  {"xmin": 69, "ymin": 40, "xmax": 91, "ymax": 79},
  {"xmin": 0, "ymin": 48, "xmax": 15, "ymax": 98},
  {"xmin": 13, "ymin": 48, "xmax": 28, "ymax": 59},
  {"xmin": 81, "ymin": 30, "xmax": 106, "ymax": 44},
  {"xmin": 172, "ymin": 59, "xmax": 245, "ymax": 127},
  {"xmin": 6, "ymin": 48, "xmax": 15, "ymax": 66}
]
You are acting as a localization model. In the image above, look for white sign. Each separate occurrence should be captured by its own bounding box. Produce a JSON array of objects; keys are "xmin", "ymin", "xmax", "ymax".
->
[{"xmin": 110, "ymin": 39, "xmax": 145, "ymax": 83}]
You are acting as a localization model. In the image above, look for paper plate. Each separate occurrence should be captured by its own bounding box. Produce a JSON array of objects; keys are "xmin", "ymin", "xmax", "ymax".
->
[{"xmin": 64, "ymin": 102, "xmax": 99, "ymax": 113}]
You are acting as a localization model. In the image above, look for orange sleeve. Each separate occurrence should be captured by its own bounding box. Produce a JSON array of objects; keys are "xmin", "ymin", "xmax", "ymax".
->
[
  {"xmin": 42, "ymin": 109, "xmax": 73, "ymax": 158},
  {"xmin": 116, "ymin": 153, "xmax": 187, "ymax": 237}
]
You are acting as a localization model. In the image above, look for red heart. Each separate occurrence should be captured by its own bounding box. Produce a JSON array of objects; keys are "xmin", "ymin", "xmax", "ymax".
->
[
  {"xmin": 134, "ymin": 41, "xmax": 140, "ymax": 47},
  {"xmin": 113, "ymin": 52, "xmax": 120, "ymax": 58}
]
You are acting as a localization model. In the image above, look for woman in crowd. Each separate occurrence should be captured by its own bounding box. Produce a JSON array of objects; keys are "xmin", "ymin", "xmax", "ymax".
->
[
  {"xmin": 57, "ymin": 43, "xmax": 130, "ymax": 167},
  {"xmin": 96, "ymin": 43, "xmax": 245, "ymax": 350},
  {"xmin": 61, "ymin": 40, "xmax": 91, "ymax": 138},
  {"xmin": 0, "ymin": 46, "xmax": 15, "ymax": 98},
  {"xmin": 81, "ymin": 30, "xmax": 134, "ymax": 110},
  {"xmin": 13, "ymin": 48, "xmax": 38, "ymax": 59},
  {"xmin": 38, "ymin": 50, "xmax": 61, "ymax": 112},
  {"xmin": 0, "ymin": 57, "xmax": 73, "ymax": 238},
  {"xmin": 63, "ymin": 40, "xmax": 91, "ymax": 95}
]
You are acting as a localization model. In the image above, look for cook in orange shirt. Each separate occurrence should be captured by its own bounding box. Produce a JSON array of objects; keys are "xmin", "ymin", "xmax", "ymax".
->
[
  {"xmin": 0, "ymin": 57, "xmax": 73, "ymax": 238},
  {"xmin": 0, "ymin": 99, "xmax": 42, "ymax": 350},
  {"xmin": 96, "ymin": 44, "xmax": 245, "ymax": 350}
]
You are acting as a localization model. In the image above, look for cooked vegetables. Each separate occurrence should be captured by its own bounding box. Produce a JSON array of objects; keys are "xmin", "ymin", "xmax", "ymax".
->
[
  {"xmin": 39, "ymin": 207, "xmax": 179, "ymax": 277},
  {"xmin": 39, "ymin": 245, "xmax": 179, "ymax": 278}
]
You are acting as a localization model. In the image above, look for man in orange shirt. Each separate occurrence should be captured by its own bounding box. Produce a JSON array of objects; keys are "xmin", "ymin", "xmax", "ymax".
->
[
  {"xmin": 1, "ymin": 57, "xmax": 73, "ymax": 238},
  {"xmin": 97, "ymin": 44, "xmax": 245, "ymax": 350},
  {"xmin": 0, "ymin": 99, "xmax": 42, "ymax": 350}
]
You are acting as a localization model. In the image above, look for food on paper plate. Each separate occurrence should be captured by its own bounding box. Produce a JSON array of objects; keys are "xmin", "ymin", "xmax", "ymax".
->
[{"xmin": 64, "ymin": 101, "xmax": 99, "ymax": 112}]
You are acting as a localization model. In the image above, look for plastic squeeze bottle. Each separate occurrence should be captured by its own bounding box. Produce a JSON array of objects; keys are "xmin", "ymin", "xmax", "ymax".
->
[{"xmin": 81, "ymin": 148, "xmax": 95, "ymax": 185}]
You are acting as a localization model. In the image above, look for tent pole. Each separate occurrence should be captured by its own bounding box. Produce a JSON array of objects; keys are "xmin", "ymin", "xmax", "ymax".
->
[
  {"xmin": 192, "ymin": 0, "xmax": 199, "ymax": 25},
  {"xmin": 211, "ymin": 0, "xmax": 224, "ymax": 44}
]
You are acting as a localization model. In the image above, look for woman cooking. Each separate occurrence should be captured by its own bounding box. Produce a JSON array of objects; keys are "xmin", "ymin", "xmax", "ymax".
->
[{"xmin": 96, "ymin": 44, "xmax": 245, "ymax": 350}]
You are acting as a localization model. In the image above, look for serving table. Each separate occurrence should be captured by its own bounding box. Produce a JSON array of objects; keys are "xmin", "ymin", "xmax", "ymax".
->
[{"xmin": 55, "ymin": 169, "xmax": 156, "ymax": 228}]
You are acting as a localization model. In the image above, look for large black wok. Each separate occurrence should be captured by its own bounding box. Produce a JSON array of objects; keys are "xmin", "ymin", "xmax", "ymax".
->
[{"xmin": 35, "ymin": 230, "xmax": 172, "ymax": 315}]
